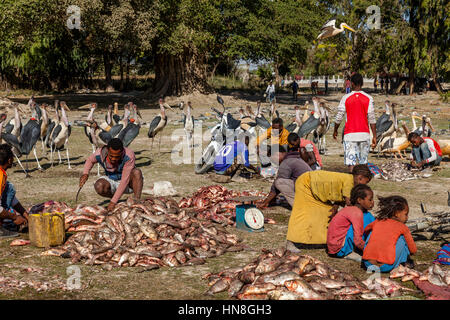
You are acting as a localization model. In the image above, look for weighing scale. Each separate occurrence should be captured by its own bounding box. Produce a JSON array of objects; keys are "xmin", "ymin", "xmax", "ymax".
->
[{"xmin": 230, "ymin": 196, "xmax": 265, "ymax": 232}]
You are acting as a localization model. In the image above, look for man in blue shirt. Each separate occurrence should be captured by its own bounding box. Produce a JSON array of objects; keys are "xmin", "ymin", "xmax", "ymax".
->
[{"xmin": 214, "ymin": 135, "xmax": 256, "ymax": 177}]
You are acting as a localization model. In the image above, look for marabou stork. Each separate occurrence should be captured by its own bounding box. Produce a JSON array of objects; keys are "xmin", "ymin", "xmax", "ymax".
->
[
  {"xmin": 297, "ymin": 97, "xmax": 321, "ymax": 139},
  {"xmin": 379, "ymin": 120, "xmax": 410, "ymax": 159},
  {"xmin": 37, "ymin": 103, "xmax": 50, "ymax": 157},
  {"xmin": 376, "ymin": 101, "xmax": 394, "ymax": 143},
  {"xmin": 376, "ymin": 103, "xmax": 398, "ymax": 156},
  {"xmin": 4, "ymin": 103, "xmax": 22, "ymax": 139},
  {"xmin": 117, "ymin": 102, "xmax": 141, "ymax": 147},
  {"xmin": 285, "ymin": 105, "xmax": 303, "ymax": 133},
  {"xmin": 2, "ymin": 114, "xmax": 42, "ymax": 177},
  {"xmin": 414, "ymin": 114, "xmax": 434, "ymax": 137},
  {"xmin": 270, "ymin": 103, "xmax": 280, "ymax": 120},
  {"xmin": 148, "ymin": 98, "xmax": 174, "ymax": 153},
  {"xmin": 312, "ymin": 102, "xmax": 331, "ymax": 154},
  {"xmin": 182, "ymin": 101, "xmax": 194, "ymax": 149},
  {"xmin": 317, "ymin": 19, "xmax": 356, "ymax": 40},
  {"xmin": 245, "ymin": 105, "xmax": 255, "ymax": 119},
  {"xmin": 47, "ymin": 101, "xmax": 72, "ymax": 169}
]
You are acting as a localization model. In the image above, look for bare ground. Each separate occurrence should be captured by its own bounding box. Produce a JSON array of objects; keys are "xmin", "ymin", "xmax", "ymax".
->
[{"xmin": 0, "ymin": 89, "xmax": 448, "ymax": 299}]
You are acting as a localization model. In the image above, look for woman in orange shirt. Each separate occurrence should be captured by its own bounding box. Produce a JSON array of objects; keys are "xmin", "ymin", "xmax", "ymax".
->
[{"xmin": 362, "ymin": 196, "xmax": 417, "ymax": 273}]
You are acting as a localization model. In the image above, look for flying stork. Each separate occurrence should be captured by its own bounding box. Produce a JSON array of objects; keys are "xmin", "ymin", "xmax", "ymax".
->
[
  {"xmin": 317, "ymin": 19, "xmax": 356, "ymax": 40},
  {"xmin": 148, "ymin": 98, "xmax": 174, "ymax": 153}
]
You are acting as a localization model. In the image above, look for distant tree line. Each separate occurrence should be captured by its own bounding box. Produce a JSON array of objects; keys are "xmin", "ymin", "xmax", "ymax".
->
[{"xmin": 0, "ymin": 0, "xmax": 448, "ymax": 96}]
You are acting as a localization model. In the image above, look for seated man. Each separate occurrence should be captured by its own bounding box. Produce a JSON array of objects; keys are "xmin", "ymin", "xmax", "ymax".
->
[
  {"xmin": 79, "ymin": 138, "xmax": 143, "ymax": 211},
  {"xmin": 407, "ymin": 132, "xmax": 442, "ymax": 169},
  {"xmin": 256, "ymin": 118, "xmax": 289, "ymax": 166},
  {"xmin": 258, "ymin": 145, "xmax": 311, "ymax": 208},
  {"xmin": 287, "ymin": 133, "xmax": 322, "ymax": 170},
  {"xmin": 213, "ymin": 135, "xmax": 258, "ymax": 178},
  {"xmin": 0, "ymin": 144, "xmax": 29, "ymax": 237}
]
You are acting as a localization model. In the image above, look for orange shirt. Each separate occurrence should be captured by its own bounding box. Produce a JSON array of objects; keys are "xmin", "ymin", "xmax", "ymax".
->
[
  {"xmin": 362, "ymin": 219, "xmax": 417, "ymax": 265},
  {"xmin": 0, "ymin": 167, "xmax": 7, "ymax": 196}
]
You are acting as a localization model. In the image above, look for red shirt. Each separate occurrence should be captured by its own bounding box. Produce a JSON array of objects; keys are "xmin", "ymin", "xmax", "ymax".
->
[
  {"xmin": 362, "ymin": 219, "xmax": 417, "ymax": 265},
  {"xmin": 327, "ymin": 206, "xmax": 365, "ymax": 254},
  {"xmin": 300, "ymin": 138, "xmax": 323, "ymax": 167}
]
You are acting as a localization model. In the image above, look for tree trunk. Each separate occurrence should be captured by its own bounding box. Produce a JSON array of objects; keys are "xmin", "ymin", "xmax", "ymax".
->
[
  {"xmin": 432, "ymin": 72, "xmax": 443, "ymax": 94},
  {"xmin": 145, "ymin": 50, "xmax": 212, "ymax": 98},
  {"xmin": 210, "ymin": 60, "xmax": 220, "ymax": 79},
  {"xmin": 408, "ymin": 66, "xmax": 415, "ymax": 96},
  {"xmin": 119, "ymin": 55, "xmax": 124, "ymax": 91},
  {"xmin": 103, "ymin": 52, "xmax": 114, "ymax": 92}
]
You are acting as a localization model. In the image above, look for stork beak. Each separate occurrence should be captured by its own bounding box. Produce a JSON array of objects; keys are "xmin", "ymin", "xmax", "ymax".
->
[
  {"xmin": 412, "ymin": 115, "xmax": 422, "ymax": 120},
  {"xmin": 343, "ymin": 24, "xmax": 356, "ymax": 32},
  {"xmin": 164, "ymin": 104, "xmax": 175, "ymax": 112}
]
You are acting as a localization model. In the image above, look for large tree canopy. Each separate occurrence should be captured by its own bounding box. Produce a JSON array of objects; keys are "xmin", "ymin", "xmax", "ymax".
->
[{"xmin": 0, "ymin": 0, "xmax": 447, "ymax": 95}]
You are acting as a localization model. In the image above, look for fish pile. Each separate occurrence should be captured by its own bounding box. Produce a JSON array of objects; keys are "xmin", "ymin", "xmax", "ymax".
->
[
  {"xmin": 378, "ymin": 161, "xmax": 430, "ymax": 182},
  {"xmin": 203, "ymin": 247, "xmax": 414, "ymax": 300},
  {"xmin": 390, "ymin": 264, "xmax": 450, "ymax": 287},
  {"xmin": 28, "ymin": 200, "xmax": 107, "ymax": 232},
  {"xmin": 45, "ymin": 196, "xmax": 244, "ymax": 269},
  {"xmin": 178, "ymin": 185, "xmax": 267, "ymax": 225},
  {"xmin": 390, "ymin": 264, "xmax": 450, "ymax": 300}
]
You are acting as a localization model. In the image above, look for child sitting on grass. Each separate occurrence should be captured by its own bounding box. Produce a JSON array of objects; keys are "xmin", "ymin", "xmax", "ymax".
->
[
  {"xmin": 362, "ymin": 195, "xmax": 417, "ymax": 272},
  {"xmin": 327, "ymin": 184, "xmax": 375, "ymax": 261}
]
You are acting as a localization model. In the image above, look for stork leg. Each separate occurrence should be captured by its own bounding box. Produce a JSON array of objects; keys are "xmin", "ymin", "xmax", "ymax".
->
[
  {"xmin": 50, "ymin": 147, "xmax": 54, "ymax": 168},
  {"xmin": 92, "ymin": 144, "xmax": 99, "ymax": 176},
  {"xmin": 57, "ymin": 150, "xmax": 62, "ymax": 164},
  {"xmin": 66, "ymin": 143, "xmax": 71, "ymax": 169},
  {"xmin": 33, "ymin": 147, "xmax": 43, "ymax": 171},
  {"xmin": 158, "ymin": 135, "xmax": 162, "ymax": 154},
  {"xmin": 14, "ymin": 155, "xmax": 29, "ymax": 177},
  {"xmin": 41, "ymin": 139, "xmax": 47, "ymax": 158}
]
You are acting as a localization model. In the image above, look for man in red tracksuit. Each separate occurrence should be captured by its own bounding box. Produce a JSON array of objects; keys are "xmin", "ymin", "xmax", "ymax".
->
[{"xmin": 333, "ymin": 73, "xmax": 377, "ymax": 172}]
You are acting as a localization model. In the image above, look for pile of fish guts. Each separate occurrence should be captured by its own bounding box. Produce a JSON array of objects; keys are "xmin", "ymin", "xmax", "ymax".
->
[
  {"xmin": 203, "ymin": 247, "xmax": 417, "ymax": 300},
  {"xmin": 43, "ymin": 196, "xmax": 245, "ymax": 270}
]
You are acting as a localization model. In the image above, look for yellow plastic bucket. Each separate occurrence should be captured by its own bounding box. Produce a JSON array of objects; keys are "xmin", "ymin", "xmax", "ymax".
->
[{"xmin": 29, "ymin": 212, "xmax": 65, "ymax": 248}]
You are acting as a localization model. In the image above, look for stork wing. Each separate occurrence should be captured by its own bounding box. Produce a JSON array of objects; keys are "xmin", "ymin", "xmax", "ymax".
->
[
  {"xmin": 19, "ymin": 120, "xmax": 41, "ymax": 154},
  {"xmin": 51, "ymin": 124, "xmax": 62, "ymax": 144},
  {"xmin": 84, "ymin": 125, "xmax": 93, "ymax": 144},
  {"xmin": 226, "ymin": 113, "xmax": 241, "ymax": 130},
  {"xmin": 148, "ymin": 116, "xmax": 162, "ymax": 138},
  {"xmin": 298, "ymin": 116, "xmax": 320, "ymax": 137},
  {"xmin": 4, "ymin": 123, "xmax": 14, "ymax": 134},
  {"xmin": 99, "ymin": 131, "xmax": 113, "ymax": 144},
  {"xmin": 285, "ymin": 122, "xmax": 298, "ymax": 133},
  {"xmin": 112, "ymin": 114, "xmax": 121, "ymax": 125},
  {"xmin": 255, "ymin": 115, "xmax": 271, "ymax": 129},
  {"xmin": 1, "ymin": 133, "xmax": 21, "ymax": 151},
  {"xmin": 119, "ymin": 123, "xmax": 140, "ymax": 147},
  {"xmin": 376, "ymin": 120, "xmax": 393, "ymax": 141},
  {"xmin": 45, "ymin": 121, "xmax": 56, "ymax": 147},
  {"xmin": 108, "ymin": 124, "xmax": 124, "ymax": 138},
  {"xmin": 376, "ymin": 113, "xmax": 389, "ymax": 129}
]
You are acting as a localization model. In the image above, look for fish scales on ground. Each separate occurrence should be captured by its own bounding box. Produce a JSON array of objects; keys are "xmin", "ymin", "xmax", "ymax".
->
[
  {"xmin": 203, "ymin": 247, "xmax": 421, "ymax": 300},
  {"xmin": 40, "ymin": 196, "xmax": 243, "ymax": 269}
]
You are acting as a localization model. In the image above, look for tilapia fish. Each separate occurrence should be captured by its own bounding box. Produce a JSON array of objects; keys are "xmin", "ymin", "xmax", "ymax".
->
[
  {"xmin": 44, "ymin": 195, "xmax": 241, "ymax": 270},
  {"xmin": 203, "ymin": 247, "xmax": 411, "ymax": 300}
]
